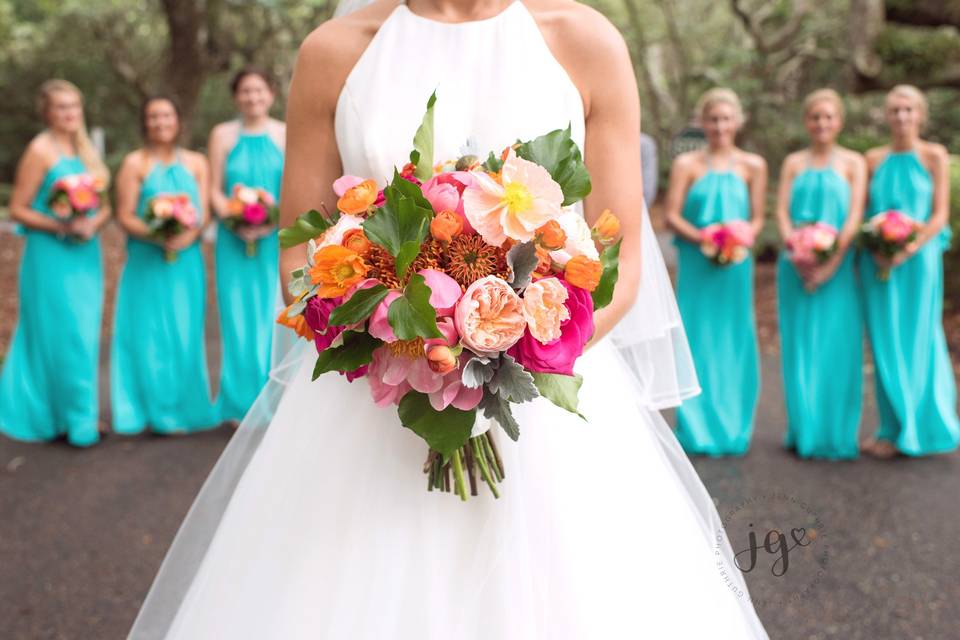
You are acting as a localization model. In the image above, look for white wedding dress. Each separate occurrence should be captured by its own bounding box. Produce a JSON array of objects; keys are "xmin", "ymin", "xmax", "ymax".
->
[{"xmin": 130, "ymin": 2, "xmax": 767, "ymax": 638}]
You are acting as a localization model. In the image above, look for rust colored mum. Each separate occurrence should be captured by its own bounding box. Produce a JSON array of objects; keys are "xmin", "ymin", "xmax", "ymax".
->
[
  {"xmin": 309, "ymin": 245, "xmax": 368, "ymax": 298},
  {"xmin": 443, "ymin": 233, "xmax": 511, "ymax": 288},
  {"xmin": 367, "ymin": 239, "xmax": 444, "ymax": 289},
  {"xmin": 564, "ymin": 254, "xmax": 603, "ymax": 292}
]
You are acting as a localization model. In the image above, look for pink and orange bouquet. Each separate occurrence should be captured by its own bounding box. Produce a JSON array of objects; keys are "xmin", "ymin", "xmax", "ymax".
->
[
  {"xmin": 785, "ymin": 222, "xmax": 839, "ymax": 268},
  {"xmin": 277, "ymin": 95, "xmax": 621, "ymax": 500},
  {"xmin": 699, "ymin": 220, "xmax": 755, "ymax": 266},
  {"xmin": 222, "ymin": 184, "xmax": 279, "ymax": 257},
  {"xmin": 48, "ymin": 173, "xmax": 105, "ymax": 233},
  {"xmin": 859, "ymin": 210, "xmax": 921, "ymax": 280},
  {"xmin": 144, "ymin": 193, "xmax": 198, "ymax": 263}
]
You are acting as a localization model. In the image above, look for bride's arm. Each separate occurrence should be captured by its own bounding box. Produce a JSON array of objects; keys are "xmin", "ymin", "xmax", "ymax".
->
[{"xmin": 549, "ymin": 6, "xmax": 643, "ymax": 344}]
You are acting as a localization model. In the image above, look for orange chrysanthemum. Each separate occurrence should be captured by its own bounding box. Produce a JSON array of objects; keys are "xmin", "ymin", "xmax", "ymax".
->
[
  {"xmin": 309, "ymin": 245, "xmax": 368, "ymax": 298},
  {"xmin": 337, "ymin": 179, "xmax": 378, "ymax": 215},
  {"xmin": 443, "ymin": 234, "xmax": 511, "ymax": 289},
  {"xmin": 564, "ymin": 254, "xmax": 603, "ymax": 292}
]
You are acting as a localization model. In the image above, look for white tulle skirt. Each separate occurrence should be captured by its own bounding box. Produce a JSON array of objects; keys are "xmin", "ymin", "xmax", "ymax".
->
[{"xmin": 129, "ymin": 333, "xmax": 768, "ymax": 639}]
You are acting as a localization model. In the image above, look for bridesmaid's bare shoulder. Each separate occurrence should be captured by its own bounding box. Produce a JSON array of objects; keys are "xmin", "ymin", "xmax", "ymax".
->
[
  {"xmin": 918, "ymin": 139, "xmax": 949, "ymax": 169},
  {"xmin": 864, "ymin": 145, "xmax": 889, "ymax": 171},
  {"xmin": 22, "ymin": 132, "xmax": 59, "ymax": 168},
  {"xmin": 737, "ymin": 149, "xmax": 767, "ymax": 174}
]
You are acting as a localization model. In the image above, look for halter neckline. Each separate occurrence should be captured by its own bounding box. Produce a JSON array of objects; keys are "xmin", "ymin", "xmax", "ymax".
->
[
  {"xmin": 399, "ymin": 0, "xmax": 521, "ymax": 26},
  {"xmin": 705, "ymin": 150, "xmax": 736, "ymax": 173}
]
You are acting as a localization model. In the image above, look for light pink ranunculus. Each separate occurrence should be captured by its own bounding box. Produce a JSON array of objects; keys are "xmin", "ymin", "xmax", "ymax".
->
[
  {"xmin": 462, "ymin": 149, "xmax": 563, "ymax": 246},
  {"xmin": 455, "ymin": 276, "xmax": 527, "ymax": 354},
  {"xmin": 521, "ymin": 277, "xmax": 570, "ymax": 344}
]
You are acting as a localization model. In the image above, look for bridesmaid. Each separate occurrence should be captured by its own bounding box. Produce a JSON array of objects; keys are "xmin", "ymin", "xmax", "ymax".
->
[
  {"xmin": 860, "ymin": 85, "xmax": 960, "ymax": 458},
  {"xmin": 0, "ymin": 80, "xmax": 111, "ymax": 447},
  {"xmin": 111, "ymin": 96, "xmax": 216, "ymax": 434},
  {"xmin": 775, "ymin": 89, "xmax": 867, "ymax": 459},
  {"xmin": 208, "ymin": 67, "xmax": 286, "ymax": 423},
  {"xmin": 665, "ymin": 88, "xmax": 766, "ymax": 456}
]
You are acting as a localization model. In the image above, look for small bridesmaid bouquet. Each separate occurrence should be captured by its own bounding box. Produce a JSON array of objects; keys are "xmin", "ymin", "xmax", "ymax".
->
[
  {"xmin": 144, "ymin": 194, "xmax": 198, "ymax": 262},
  {"xmin": 699, "ymin": 220, "xmax": 754, "ymax": 266},
  {"xmin": 222, "ymin": 184, "xmax": 280, "ymax": 257},
  {"xmin": 48, "ymin": 173, "xmax": 105, "ymax": 239},
  {"xmin": 859, "ymin": 210, "xmax": 921, "ymax": 281},
  {"xmin": 785, "ymin": 222, "xmax": 839, "ymax": 268}
]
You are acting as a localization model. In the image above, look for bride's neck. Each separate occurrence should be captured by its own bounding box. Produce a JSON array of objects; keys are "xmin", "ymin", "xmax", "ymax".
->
[{"xmin": 406, "ymin": 0, "xmax": 515, "ymax": 21}]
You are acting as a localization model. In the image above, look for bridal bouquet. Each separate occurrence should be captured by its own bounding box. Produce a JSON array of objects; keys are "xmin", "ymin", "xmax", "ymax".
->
[
  {"xmin": 144, "ymin": 193, "xmax": 198, "ymax": 262},
  {"xmin": 700, "ymin": 220, "xmax": 754, "ymax": 266},
  {"xmin": 785, "ymin": 222, "xmax": 838, "ymax": 267},
  {"xmin": 48, "ymin": 173, "xmax": 105, "ymax": 221},
  {"xmin": 222, "ymin": 184, "xmax": 279, "ymax": 256},
  {"xmin": 277, "ymin": 95, "xmax": 621, "ymax": 500},
  {"xmin": 859, "ymin": 210, "xmax": 921, "ymax": 281}
]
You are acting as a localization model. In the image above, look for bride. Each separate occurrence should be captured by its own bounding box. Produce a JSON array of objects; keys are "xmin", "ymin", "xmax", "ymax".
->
[{"xmin": 130, "ymin": 0, "xmax": 768, "ymax": 637}]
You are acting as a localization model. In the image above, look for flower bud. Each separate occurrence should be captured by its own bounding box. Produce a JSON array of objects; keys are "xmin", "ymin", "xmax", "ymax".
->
[
  {"xmin": 430, "ymin": 211, "xmax": 463, "ymax": 242},
  {"xmin": 592, "ymin": 209, "xmax": 621, "ymax": 245},
  {"xmin": 564, "ymin": 254, "xmax": 603, "ymax": 292},
  {"xmin": 426, "ymin": 345, "xmax": 457, "ymax": 374},
  {"xmin": 535, "ymin": 219, "xmax": 567, "ymax": 251}
]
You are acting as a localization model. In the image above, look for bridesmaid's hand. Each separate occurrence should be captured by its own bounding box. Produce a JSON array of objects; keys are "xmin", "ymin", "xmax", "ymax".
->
[
  {"xmin": 891, "ymin": 241, "xmax": 919, "ymax": 267},
  {"xmin": 804, "ymin": 255, "xmax": 842, "ymax": 293},
  {"xmin": 66, "ymin": 216, "xmax": 97, "ymax": 241},
  {"xmin": 165, "ymin": 228, "xmax": 198, "ymax": 253},
  {"xmin": 236, "ymin": 225, "xmax": 275, "ymax": 243}
]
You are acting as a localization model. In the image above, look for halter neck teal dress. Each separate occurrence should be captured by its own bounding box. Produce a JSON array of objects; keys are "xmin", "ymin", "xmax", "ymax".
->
[
  {"xmin": 0, "ymin": 154, "xmax": 104, "ymax": 446},
  {"xmin": 859, "ymin": 150, "xmax": 959, "ymax": 455},
  {"xmin": 111, "ymin": 152, "xmax": 216, "ymax": 434},
  {"xmin": 215, "ymin": 127, "xmax": 283, "ymax": 422},
  {"xmin": 674, "ymin": 157, "xmax": 760, "ymax": 456},
  {"xmin": 777, "ymin": 154, "xmax": 863, "ymax": 459}
]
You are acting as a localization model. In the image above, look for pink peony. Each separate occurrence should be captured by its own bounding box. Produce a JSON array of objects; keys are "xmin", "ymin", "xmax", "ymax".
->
[
  {"xmin": 419, "ymin": 269, "xmax": 462, "ymax": 316},
  {"xmin": 243, "ymin": 202, "xmax": 268, "ymax": 225},
  {"xmin": 304, "ymin": 296, "xmax": 345, "ymax": 352},
  {"xmin": 463, "ymin": 149, "xmax": 563, "ymax": 246},
  {"xmin": 421, "ymin": 171, "xmax": 476, "ymax": 233},
  {"xmin": 427, "ymin": 354, "xmax": 484, "ymax": 411},
  {"xmin": 521, "ymin": 277, "xmax": 571, "ymax": 344},
  {"xmin": 879, "ymin": 211, "xmax": 916, "ymax": 243},
  {"xmin": 509, "ymin": 278, "xmax": 594, "ymax": 375},
  {"xmin": 454, "ymin": 276, "xmax": 527, "ymax": 354}
]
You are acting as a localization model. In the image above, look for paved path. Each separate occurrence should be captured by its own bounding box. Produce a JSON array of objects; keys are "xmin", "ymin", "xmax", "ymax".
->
[{"xmin": 1, "ymin": 353, "xmax": 958, "ymax": 639}]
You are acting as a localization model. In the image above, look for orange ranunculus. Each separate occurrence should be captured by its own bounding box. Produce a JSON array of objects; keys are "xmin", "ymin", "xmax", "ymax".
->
[
  {"xmin": 276, "ymin": 305, "xmax": 315, "ymax": 341},
  {"xmin": 592, "ymin": 209, "xmax": 621, "ymax": 245},
  {"xmin": 535, "ymin": 219, "xmax": 567, "ymax": 251},
  {"xmin": 430, "ymin": 210, "xmax": 463, "ymax": 242},
  {"xmin": 337, "ymin": 179, "xmax": 378, "ymax": 215},
  {"xmin": 564, "ymin": 254, "xmax": 603, "ymax": 292},
  {"xmin": 342, "ymin": 228, "xmax": 372, "ymax": 255},
  {"xmin": 308, "ymin": 245, "xmax": 369, "ymax": 298},
  {"xmin": 534, "ymin": 246, "xmax": 554, "ymax": 275},
  {"xmin": 226, "ymin": 198, "xmax": 245, "ymax": 217}
]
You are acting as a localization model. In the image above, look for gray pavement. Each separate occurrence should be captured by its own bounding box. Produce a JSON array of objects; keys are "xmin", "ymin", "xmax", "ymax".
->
[{"xmin": 1, "ymin": 355, "xmax": 958, "ymax": 639}]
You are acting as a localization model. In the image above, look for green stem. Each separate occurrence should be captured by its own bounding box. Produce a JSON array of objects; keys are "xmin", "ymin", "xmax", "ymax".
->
[
  {"xmin": 451, "ymin": 449, "xmax": 467, "ymax": 501},
  {"xmin": 472, "ymin": 438, "xmax": 500, "ymax": 499}
]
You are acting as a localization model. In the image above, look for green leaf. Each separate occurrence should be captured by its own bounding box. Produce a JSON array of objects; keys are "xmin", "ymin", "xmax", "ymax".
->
[
  {"xmin": 479, "ymin": 392, "xmax": 520, "ymax": 441},
  {"xmin": 398, "ymin": 391, "xmax": 475, "ymax": 457},
  {"xmin": 506, "ymin": 241, "xmax": 539, "ymax": 290},
  {"xmin": 279, "ymin": 208, "xmax": 336, "ymax": 248},
  {"xmin": 312, "ymin": 331, "xmax": 381, "ymax": 380},
  {"xmin": 532, "ymin": 372, "xmax": 585, "ymax": 419},
  {"xmin": 488, "ymin": 354, "xmax": 539, "ymax": 403},
  {"xmin": 362, "ymin": 172, "xmax": 434, "ymax": 275},
  {"xmin": 387, "ymin": 273, "xmax": 443, "ymax": 340},
  {"xmin": 482, "ymin": 150, "xmax": 504, "ymax": 173},
  {"xmin": 591, "ymin": 238, "xmax": 621, "ymax": 311},
  {"xmin": 328, "ymin": 284, "xmax": 389, "ymax": 326},
  {"xmin": 462, "ymin": 356, "xmax": 496, "ymax": 389},
  {"xmin": 516, "ymin": 125, "xmax": 592, "ymax": 206},
  {"xmin": 410, "ymin": 91, "xmax": 437, "ymax": 181}
]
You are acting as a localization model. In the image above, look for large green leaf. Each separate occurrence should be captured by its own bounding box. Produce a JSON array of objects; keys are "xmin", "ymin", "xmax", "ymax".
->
[
  {"xmin": 362, "ymin": 172, "xmax": 434, "ymax": 278},
  {"xmin": 410, "ymin": 92, "xmax": 437, "ymax": 181},
  {"xmin": 516, "ymin": 125, "xmax": 592, "ymax": 206},
  {"xmin": 312, "ymin": 331, "xmax": 381, "ymax": 380},
  {"xmin": 398, "ymin": 391, "xmax": 475, "ymax": 457},
  {"xmin": 591, "ymin": 238, "xmax": 622, "ymax": 311},
  {"xmin": 387, "ymin": 273, "xmax": 443, "ymax": 340},
  {"xmin": 279, "ymin": 208, "xmax": 340, "ymax": 248},
  {"xmin": 532, "ymin": 372, "xmax": 585, "ymax": 419},
  {"xmin": 328, "ymin": 284, "xmax": 389, "ymax": 326}
]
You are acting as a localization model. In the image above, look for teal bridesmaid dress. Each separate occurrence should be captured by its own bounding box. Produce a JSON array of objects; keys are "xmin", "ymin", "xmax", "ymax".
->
[
  {"xmin": 0, "ymin": 155, "xmax": 103, "ymax": 446},
  {"xmin": 777, "ymin": 155, "xmax": 862, "ymax": 459},
  {"xmin": 215, "ymin": 128, "xmax": 283, "ymax": 422},
  {"xmin": 859, "ymin": 150, "xmax": 960, "ymax": 455},
  {"xmin": 674, "ymin": 157, "xmax": 760, "ymax": 456},
  {"xmin": 111, "ymin": 152, "xmax": 216, "ymax": 434}
]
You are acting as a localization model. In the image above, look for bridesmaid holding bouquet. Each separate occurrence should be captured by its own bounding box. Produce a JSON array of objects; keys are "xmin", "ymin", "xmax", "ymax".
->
[
  {"xmin": 208, "ymin": 68, "xmax": 286, "ymax": 423},
  {"xmin": 111, "ymin": 96, "xmax": 216, "ymax": 434},
  {"xmin": 775, "ymin": 89, "xmax": 867, "ymax": 459},
  {"xmin": 665, "ymin": 88, "xmax": 766, "ymax": 456},
  {"xmin": 860, "ymin": 85, "xmax": 960, "ymax": 458},
  {"xmin": 0, "ymin": 80, "xmax": 111, "ymax": 447}
]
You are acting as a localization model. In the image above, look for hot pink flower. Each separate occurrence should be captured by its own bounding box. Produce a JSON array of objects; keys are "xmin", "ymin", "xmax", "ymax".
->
[
  {"xmin": 509, "ymin": 278, "xmax": 594, "ymax": 375},
  {"xmin": 243, "ymin": 202, "xmax": 268, "ymax": 225},
  {"xmin": 878, "ymin": 210, "xmax": 916, "ymax": 243},
  {"xmin": 304, "ymin": 296, "xmax": 345, "ymax": 352},
  {"xmin": 455, "ymin": 276, "xmax": 527, "ymax": 354}
]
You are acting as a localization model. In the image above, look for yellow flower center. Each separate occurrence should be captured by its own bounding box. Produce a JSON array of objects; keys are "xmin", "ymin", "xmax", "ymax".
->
[
  {"xmin": 334, "ymin": 263, "xmax": 356, "ymax": 283},
  {"xmin": 503, "ymin": 182, "xmax": 533, "ymax": 214}
]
